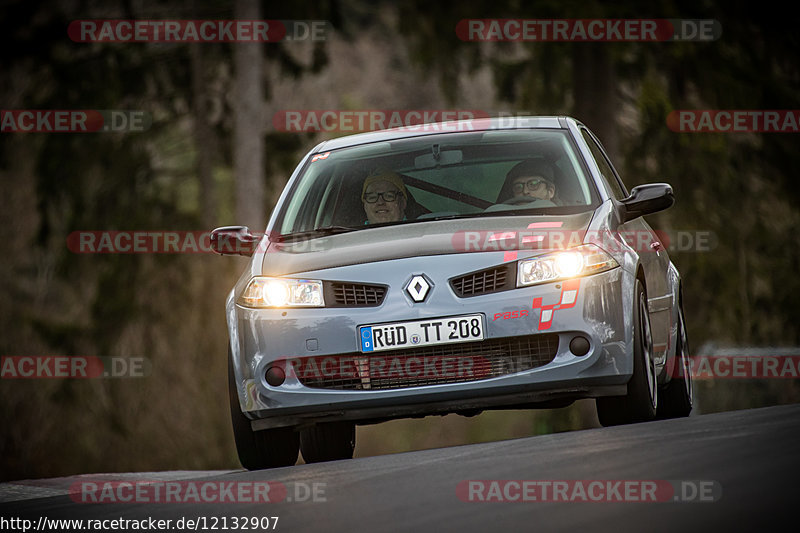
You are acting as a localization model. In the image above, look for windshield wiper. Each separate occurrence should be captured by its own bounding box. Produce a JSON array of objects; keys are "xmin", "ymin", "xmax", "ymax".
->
[
  {"xmin": 418, "ymin": 210, "xmax": 555, "ymax": 222},
  {"xmin": 278, "ymin": 225, "xmax": 356, "ymax": 242},
  {"xmin": 420, "ymin": 213, "xmax": 476, "ymax": 222}
]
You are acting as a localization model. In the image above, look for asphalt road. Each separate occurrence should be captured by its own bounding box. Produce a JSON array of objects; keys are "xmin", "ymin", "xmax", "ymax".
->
[{"xmin": 2, "ymin": 403, "xmax": 798, "ymax": 532}]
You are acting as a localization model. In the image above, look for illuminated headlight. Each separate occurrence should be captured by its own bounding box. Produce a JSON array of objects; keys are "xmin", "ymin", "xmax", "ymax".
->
[
  {"xmin": 517, "ymin": 244, "xmax": 618, "ymax": 287},
  {"xmin": 240, "ymin": 277, "xmax": 324, "ymax": 307}
]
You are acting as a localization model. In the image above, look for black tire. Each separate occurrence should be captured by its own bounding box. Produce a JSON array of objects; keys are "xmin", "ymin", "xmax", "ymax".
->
[
  {"xmin": 597, "ymin": 278, "xmax": 658, "ymax": 426},
  {"xmin": 228, "ymin": 352, "xmax": 299, "ymax": 470},
  {"xmin": 657, "ymin": 303, "xmax": 693, "ymax": 419},
  {"xmin": 300, "ymin": 421, "xmax": 356, "ymax": 463}
]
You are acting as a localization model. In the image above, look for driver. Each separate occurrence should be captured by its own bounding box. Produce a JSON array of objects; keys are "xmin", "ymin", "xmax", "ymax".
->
[
  {"xmin": 361, "ymin": 169, "xmax": 408, "ymax": 224},
  {"xmin": 501, "ymin": 159, "xmax": 557, "ymax": 203}
]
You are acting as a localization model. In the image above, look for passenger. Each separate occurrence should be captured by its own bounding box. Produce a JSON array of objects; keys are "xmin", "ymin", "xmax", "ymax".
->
[{"xmin": 361, "ymin": 169, "xmax": 408, "ymax": 224}]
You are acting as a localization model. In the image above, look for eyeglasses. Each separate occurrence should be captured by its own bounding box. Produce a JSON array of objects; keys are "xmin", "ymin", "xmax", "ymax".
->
[
  {"xmin": 363, "ymin": 191, "xmax": 401, "ymax": 203},
  {"xmin": 512, "ymin": 178, "xmax": 549, "ymax": 193}
]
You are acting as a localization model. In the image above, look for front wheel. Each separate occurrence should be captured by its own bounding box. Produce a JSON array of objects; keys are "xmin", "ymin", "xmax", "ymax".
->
[
  {"xmin": 657, "ymin": 303, "xmax": 693, "ymax": 419},
  {"xmin": 597, "ymin": 279, "xmax": 658, "ymax": 426},
  {"xmin": 228, "ymin": 351, "xmax": 299, "ymax": 470}
]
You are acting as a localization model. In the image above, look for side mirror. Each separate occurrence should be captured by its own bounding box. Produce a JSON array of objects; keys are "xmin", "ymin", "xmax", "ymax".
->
[
  {"xmin": 210, "ymin": 226, "xmax": 261, "ymax": 256},
  {"xmin": 621, "ymin": 183, "xmax": 674, "ymax": 222}
]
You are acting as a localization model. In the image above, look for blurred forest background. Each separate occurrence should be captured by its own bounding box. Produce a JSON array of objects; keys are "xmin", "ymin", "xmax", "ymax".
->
[{"xmin": 2, "ymin": 0, "xmax": 799, "ymax": 481}]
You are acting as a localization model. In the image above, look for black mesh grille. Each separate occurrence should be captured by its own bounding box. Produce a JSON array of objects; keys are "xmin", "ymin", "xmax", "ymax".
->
[
  {"xmin": 450, "ymin": 264, "xmax": 515, "ymax": 297},
  {"xmin": 325, "ymin": 282, "xmax": 387, "ymax": 307},
  {"xmin": 294, "ymin": 334, "xmax": 558, "ymax": 391}
]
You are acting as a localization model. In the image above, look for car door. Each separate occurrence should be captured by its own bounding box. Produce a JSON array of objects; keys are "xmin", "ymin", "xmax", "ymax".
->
[{"xmin": 579, "ymin": 127, "xmax": 672, "ymax": 364}]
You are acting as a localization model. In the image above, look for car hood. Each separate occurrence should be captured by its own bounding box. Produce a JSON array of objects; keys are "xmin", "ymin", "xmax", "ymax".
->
[{"xmin": 260, "ymin": 212, "xmax": 595, "ymax": 276}]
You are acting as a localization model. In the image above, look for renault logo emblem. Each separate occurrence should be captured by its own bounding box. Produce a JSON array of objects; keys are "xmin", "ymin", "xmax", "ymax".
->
[{"xmin": 405, "ymin": 275, "xmax": 431, "ymax": 302}]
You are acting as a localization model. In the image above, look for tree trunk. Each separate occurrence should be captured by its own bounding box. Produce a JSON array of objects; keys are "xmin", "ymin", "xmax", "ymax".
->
[
  {"xmin": 233, "ymin": 0, "xmax": 266, "ymax": 230},
  {"xmin": 191, "ymin": 41, "xmax": 217, "ymax": 228},
  {"xmin": 572, "ymin": 44, "xmax": 619, "ymax": 163}
]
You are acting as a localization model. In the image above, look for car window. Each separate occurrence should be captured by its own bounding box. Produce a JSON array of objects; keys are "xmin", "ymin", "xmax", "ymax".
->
[
  {"xmin": 277, "ymin": 130, "xmax": 602, "ymax": 236},
  {"xmin": 580, "ymin": 129, "xmax": 628, "ymax": 200}
]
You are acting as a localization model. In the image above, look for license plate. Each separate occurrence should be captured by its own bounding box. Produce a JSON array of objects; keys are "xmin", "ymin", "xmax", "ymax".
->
[{"xmin": 359, "ymin": 314, "xmax": 484, "ymax": 352}]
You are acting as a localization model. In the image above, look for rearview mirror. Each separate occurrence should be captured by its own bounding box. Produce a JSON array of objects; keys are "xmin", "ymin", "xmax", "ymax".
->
[
  {"xmin": 414, "ymin": 149, "xmax": 463, "ymax": 169},
  {"xmin": 621, "ymin": 183, "xmax": 674, "ymax": 222},
  {"xmin": 210, "ymin": 226, "xmax": 261, "ymax": 256}
]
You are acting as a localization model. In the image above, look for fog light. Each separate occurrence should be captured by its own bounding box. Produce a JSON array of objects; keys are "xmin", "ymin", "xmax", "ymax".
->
[
  {"xmin": 569, "ymin": 336, "xmax": 590, "ymax": 356},
  {"xmin": 265, "ymin": 366, "xmax": 286, "ymax": 387}
]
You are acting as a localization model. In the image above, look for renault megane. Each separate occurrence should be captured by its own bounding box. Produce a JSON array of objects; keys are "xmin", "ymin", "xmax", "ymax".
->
[{"xmin": 212, "ymin": 116, "xmax": 693, "ymax": 469}]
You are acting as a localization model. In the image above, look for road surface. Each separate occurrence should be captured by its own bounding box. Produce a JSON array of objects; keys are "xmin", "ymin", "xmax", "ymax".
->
[{"xmin": 2, "ymin": 403, "xmax": 797, "ymax": 532}]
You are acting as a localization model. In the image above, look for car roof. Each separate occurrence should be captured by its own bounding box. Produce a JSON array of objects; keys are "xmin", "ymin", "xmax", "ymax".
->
[{"xmin": 314, "ymin": 116, "xmax": 583, "ymax": 152}]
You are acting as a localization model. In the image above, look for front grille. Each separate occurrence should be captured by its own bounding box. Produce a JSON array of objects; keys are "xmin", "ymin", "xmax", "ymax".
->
[
  {"xmin": 325, "ymin": 282, "xmax": 388, "ymax": 307},
  {"xmin": 450, "ymin": 264, "xmax": 515, "ymax": 297},
  {"xmin": 294, "ymin": 334, "xmax": 558, "ymax": 391}
]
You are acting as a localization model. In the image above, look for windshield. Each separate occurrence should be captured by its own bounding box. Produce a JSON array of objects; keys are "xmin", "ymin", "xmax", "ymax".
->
[{"xmin": 276, "ymin": 129, "xmax": 599, "ymax": 238}]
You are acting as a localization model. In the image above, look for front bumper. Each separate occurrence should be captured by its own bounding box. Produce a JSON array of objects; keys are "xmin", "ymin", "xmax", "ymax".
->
[{"xmin": 227, "ymin": 253, "xmax": 636, "ymax": 429}]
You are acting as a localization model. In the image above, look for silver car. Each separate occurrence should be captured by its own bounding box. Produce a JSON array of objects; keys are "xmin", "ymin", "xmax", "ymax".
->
[{"xmin": 212, "ymin": 116, "xmax": 693, "ymax": 469}]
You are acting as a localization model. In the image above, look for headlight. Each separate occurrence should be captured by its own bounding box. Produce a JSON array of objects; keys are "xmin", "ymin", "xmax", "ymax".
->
[
  {"xmin": 240, "ymin": 277, "xmax": 324, "ymax": 307},
  {"xmin": 517, "ymin": 244, "xmax": 618, "ymax": 287}
]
